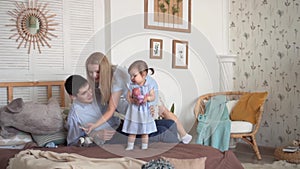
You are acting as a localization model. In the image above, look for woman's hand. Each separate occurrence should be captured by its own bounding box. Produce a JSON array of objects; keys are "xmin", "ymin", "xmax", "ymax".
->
[
  {"xmin": 82, "ymin": 123, "xmax": 96, "ymax": 134},
  {"xmin": 150, "ymin": 105, "xmax": 165, "ymax": 118},
  {"xmin": 91, "ymin": 129, "xmax": 116, "ymax": 141},
  {"xmin": 149, "ymin": 105, "xmax": 155, "ymax": 117},
  {"xmin": 82, "ymin": 124, "xmax": 116, "ymax": 141}
]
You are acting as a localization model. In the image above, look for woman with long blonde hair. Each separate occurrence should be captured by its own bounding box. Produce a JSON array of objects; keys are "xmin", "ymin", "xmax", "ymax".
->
[{"xmin": 84, "ymin": 52, "xmax": 192, "ymax": 144}]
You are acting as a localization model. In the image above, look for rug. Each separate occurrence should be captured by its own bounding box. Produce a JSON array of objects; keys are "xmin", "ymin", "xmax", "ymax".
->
[{"xmin": 242, "ymin": 160, "xmax": 300, "ymax": 169}]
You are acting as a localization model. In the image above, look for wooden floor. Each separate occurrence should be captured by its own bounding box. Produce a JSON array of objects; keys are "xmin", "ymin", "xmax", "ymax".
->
[{"xmin": 231, "ymin": 142, "xmax": 276, "ymax": 164}]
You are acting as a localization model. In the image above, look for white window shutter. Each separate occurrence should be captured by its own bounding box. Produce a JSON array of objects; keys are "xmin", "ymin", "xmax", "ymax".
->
[
  {"xmin": 34, "ymin": 0, "xmax": 64, "ymax": 71},
  {"xmin": 68, "ymin": 0, "xmax": 95, "ymax": 72},
  {"xmin": 0, "ymin": 0, "xmax": 30, "ymax": 70},
  {"xmin": 0, "ymin": 0, "xmax": 96, "ymax": 104}
]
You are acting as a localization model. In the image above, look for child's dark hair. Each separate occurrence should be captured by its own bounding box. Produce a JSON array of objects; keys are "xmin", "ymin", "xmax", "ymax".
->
[
  {"xmin": 128, "ymin": 60, "xmax": 154, "ymax": 75},
  {"xmin": 64, "ymin": 75, "xmax": 88, "ymax": 96}
]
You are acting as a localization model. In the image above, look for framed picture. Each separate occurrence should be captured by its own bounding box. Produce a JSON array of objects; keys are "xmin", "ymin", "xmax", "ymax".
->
[
  {"xmin": 172, "ymin": 39, "xmax": 188, "ymax": 69},
  {"xmin": 144, "ymin": 0, "xmax": 191, "ymax": 33},
  {"xmin": 150, "ymin": 38, "xmax": 163, "ymax": 59}
]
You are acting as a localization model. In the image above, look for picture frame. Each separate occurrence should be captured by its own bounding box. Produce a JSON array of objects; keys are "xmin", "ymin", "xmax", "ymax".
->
[
  {"xmin": 144, "ymin": 0, "xmax": 191, "ymax": 33},
  {"xmin": 150, "ymin": 38, "xmax": 163, "ymax": 59},
  {"xmin": 172, "ymin": 39, "xmax": 188, "ymax": 69}
]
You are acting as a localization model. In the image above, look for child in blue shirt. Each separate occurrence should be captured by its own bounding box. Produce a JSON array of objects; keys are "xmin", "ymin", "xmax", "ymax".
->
[{"xmin": 64, "ymin": 75, "xmax": 118, "ymax": 146}]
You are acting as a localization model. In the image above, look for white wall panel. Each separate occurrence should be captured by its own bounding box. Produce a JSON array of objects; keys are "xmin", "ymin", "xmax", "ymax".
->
[{"xmin": 0, "ymin": 0, "xmax": 99, "ymax": 103}]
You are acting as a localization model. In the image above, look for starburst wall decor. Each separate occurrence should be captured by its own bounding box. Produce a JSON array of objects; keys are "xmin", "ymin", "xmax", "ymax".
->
[{"xmin": 7, "ymin": 0, "xmax": 58, "ymax": 54}]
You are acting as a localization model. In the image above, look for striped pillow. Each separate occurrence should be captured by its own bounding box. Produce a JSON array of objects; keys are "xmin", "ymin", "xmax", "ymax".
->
[
  {"xmin": 31, "ymin": 130, "xmax": 67, "ymax": 147},
  {"xmin": 0, "ymin": 131, "xmax": 32, "ymax": 146}
]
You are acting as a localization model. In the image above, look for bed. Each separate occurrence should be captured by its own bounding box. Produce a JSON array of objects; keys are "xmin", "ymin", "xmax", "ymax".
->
[{"xmin": 0, "ymin": 81, "xmax": 244, "ymax": 169}]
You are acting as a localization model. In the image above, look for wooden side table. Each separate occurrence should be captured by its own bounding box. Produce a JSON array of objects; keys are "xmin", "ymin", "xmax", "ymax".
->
[{"xmin": 274, "ymin": 147, "xmax": 300, "ymax": 164}]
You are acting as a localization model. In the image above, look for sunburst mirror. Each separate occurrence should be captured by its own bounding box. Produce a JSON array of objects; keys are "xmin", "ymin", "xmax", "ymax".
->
[{"xmin": 7, "ymin": 0, "xmax": 58, "ymax": 54}]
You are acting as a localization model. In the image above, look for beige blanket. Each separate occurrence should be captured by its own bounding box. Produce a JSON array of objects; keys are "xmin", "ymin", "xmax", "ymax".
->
[{"xmin": 7, "ymin": 149, "xmax": 146, "ymax": 169}]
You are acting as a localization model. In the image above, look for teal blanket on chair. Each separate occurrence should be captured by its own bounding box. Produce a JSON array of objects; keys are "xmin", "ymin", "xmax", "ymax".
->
[{"xmin": 196, "ymin": 95, "xmax": 231, "ymax": 152}]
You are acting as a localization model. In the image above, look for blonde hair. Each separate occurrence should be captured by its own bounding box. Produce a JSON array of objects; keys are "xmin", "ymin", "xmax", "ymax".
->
[{"xmin": 85, "ymin": 52, "xmax": 114, "ymax": 105}]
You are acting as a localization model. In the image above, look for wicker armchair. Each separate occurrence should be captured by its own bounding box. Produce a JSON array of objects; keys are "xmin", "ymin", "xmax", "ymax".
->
[{"xmin": 194, "ymin": 91, "xmax": 265, "ymax": 160}]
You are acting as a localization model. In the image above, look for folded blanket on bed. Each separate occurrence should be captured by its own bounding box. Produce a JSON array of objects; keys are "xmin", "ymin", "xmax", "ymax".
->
[{"xmin": 7, "ymin": 149, "xmax": 146, "ymax": 169}]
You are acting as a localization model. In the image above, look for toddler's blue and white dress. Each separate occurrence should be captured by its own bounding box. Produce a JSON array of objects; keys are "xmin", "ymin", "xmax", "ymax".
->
[{"xmin": 122, "ymin": 79, "xmax": 157, "ymax": 135}]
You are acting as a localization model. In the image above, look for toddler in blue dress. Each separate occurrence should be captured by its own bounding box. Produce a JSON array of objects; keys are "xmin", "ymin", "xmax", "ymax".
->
[{"xmin": 122, "ymin": 60, "xmax": 157, "ymax": 150}]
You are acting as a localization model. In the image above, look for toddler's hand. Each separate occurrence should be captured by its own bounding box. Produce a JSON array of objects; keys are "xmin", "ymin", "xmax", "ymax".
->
[
  {"xmin": 142, "ymin": 94, "xmax": 149, "ymax": 104},
  {"xmin": 132, "ymin": 96, "xmax": 142, "ymax": 105}
]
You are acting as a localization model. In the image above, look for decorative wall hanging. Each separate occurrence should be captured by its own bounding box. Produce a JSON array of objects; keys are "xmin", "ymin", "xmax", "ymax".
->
[
  {"xmin": 150, "ymin": 38, "xmax": 163, "ymax": 59},
  {"xmin": 172, "ymin": 39, "xmax": 188, "ymax": 69},
  {"xmin": 144, "ymin": 0, "xmax": 191, "ymax": 33},
  {"xmin": 7, "ymin": 0, "xmax": 58, "ymax": 54}
]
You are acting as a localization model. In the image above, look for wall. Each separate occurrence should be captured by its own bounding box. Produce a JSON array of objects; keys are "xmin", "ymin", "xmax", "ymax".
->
[
  {"xmin": 0, "ymin": 0, "xmax": 106, "ymax": 105},
  {"xmin": 229, "ymin": 0, "xmax": 300, "ymax": 147},
  {"xmin": 109, "ymin": 0, "xmax": 228, "ymax": 54},
  {"xmin": 0, "ymin": 0, "xmax": 65, "ymax": 81},
  {"xmin": 106, "ymin": 0, "xmax": 230, "ymax": 135},
  {"xmin": 0, "ymin": 0, "xmax": 231, "ymax": 143},
  {"xmin": 0, "ymin": 0, "xmax": 108, "ymax": 80}
]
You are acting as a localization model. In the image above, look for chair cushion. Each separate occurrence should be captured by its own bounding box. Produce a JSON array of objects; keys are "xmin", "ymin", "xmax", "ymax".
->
[
  {"xmin": 230, "ymin": 92, "xmax": 268, "ymax": 124},
  {"xmin": 230, "ymin": 121, "xmax": 253, "ymax": 133},
  {"xmin": 226, "ymin": 100, "xmax": 238, "ymax": 115},
  {"xmin": 226, "ymin": 100, "xmax": 253, "ymax": 133}
]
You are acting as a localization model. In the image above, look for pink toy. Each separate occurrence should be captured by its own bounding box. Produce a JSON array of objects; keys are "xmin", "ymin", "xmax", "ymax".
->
[{"xmin": 132, "ymin": 88, "xmax": 145, "ymax": 104}]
